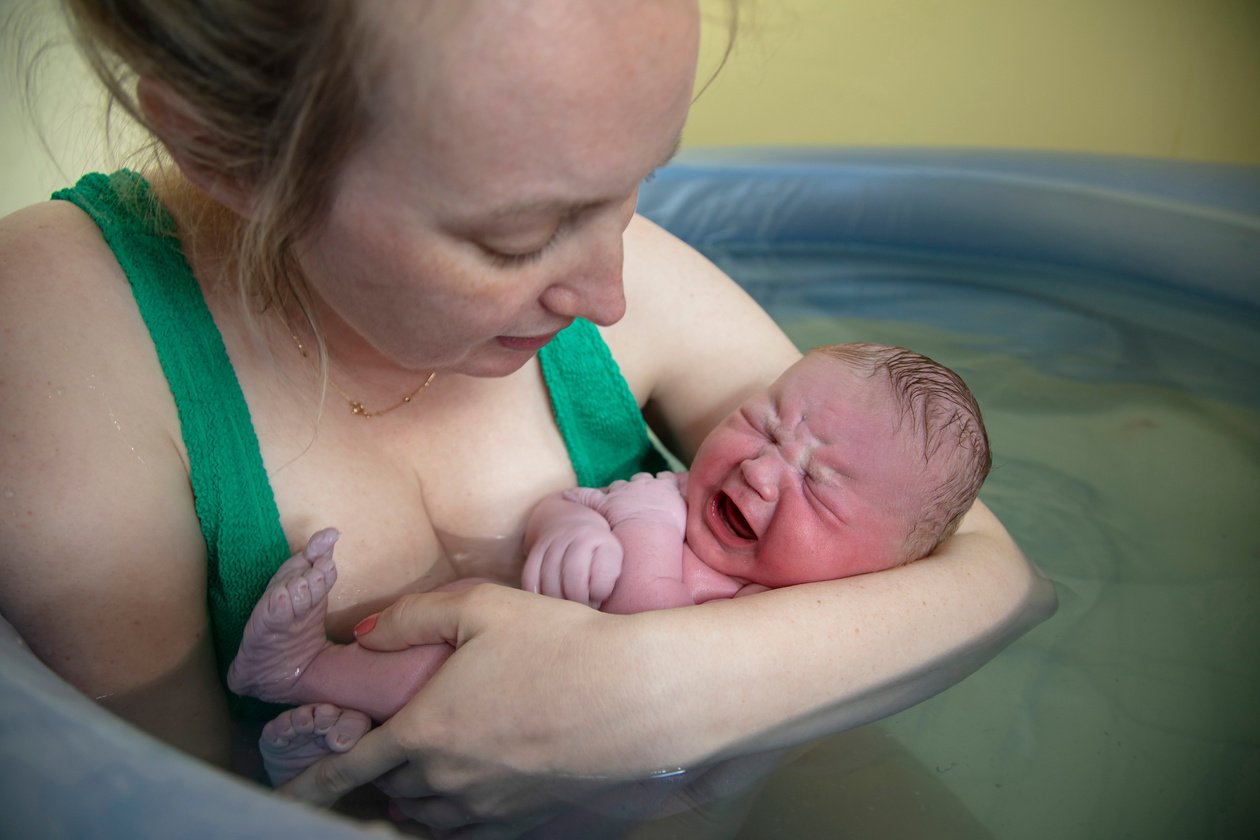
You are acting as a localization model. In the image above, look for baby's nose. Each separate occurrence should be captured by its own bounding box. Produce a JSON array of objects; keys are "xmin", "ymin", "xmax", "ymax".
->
[{"xmin": 740, "ymin": 452, "xmax": 781, "ymax": 501}]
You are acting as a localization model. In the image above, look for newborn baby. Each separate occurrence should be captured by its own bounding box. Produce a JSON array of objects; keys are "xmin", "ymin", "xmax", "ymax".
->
[{"xmin": 228, "ymin": 342, "xmax": 991, "ymax": 783}]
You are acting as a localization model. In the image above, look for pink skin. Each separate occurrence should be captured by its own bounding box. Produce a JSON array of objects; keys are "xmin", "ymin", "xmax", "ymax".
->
[
  {"xmin": 522, "ymin": 352, "xmax": 941, "ymax": 616},
  {"xmin": 228, "ymin": 0, "xmax": 701, "ymax": 784},
  {"xmin": 522, "ymin": 472, "xmax": 738, "ymax": 614},
  {"xmin": 290, "ymin": 1, "xmax": 696, "ymax": 382},
  {"xmin": 232, "ymin": 354, "xmax": 932, "ymax": 781},
  {"xmin": 229, "ymin": 534, "xmax": 486, "ymax": 784},
  {"xmin": 685, "ymin": 353, "xmax": 928, "ymax": 587},
  {"xmin": 258, "ymin": 703, "xmax": 372, "ymax": 787}
]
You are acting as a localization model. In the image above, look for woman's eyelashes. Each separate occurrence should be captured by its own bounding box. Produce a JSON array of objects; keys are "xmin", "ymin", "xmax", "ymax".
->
[
  {"xmin": 483, "ymin": 235, "xmax": 559, "ymax": 268},
  {"xmin": 479, "ymin": 210, "xmax": 580, "ymax": 268}
]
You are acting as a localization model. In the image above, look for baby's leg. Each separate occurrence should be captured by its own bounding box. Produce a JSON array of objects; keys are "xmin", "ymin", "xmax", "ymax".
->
[
  {"xmin": 284, "ymin": 577, "xmax": 496, "ymax": 720},
  {"xmin": 259, "ymin": 703, "xmax": 372, "ymax": 787},
  {"xmin": 227, "ymin": 529, "xmax": 341, "ymax": 705}
]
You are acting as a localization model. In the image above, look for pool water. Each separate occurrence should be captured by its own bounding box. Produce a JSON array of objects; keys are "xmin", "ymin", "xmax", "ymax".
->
[
  {"xmin": 700, "ymin": 244, "xmax": 1260, "ymax": 838},
  {"xmin": 4, "ymin": 152, "xmax": 1253, "ymax": 840}
]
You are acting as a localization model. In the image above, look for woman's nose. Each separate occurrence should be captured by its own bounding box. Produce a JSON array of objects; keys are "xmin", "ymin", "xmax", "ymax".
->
[{"xmin": 538, "ymin": 231, "xmax": 627, "ymax": 327}]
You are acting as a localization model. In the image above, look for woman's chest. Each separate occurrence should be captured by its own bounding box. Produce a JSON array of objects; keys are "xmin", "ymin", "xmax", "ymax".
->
[{"xmin": 249, "ymin": 366, "xmax": 576, "ymax": 640}]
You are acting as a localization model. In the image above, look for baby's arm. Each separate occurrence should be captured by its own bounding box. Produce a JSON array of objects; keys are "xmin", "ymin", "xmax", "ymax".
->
[
  {"xmin": 523, "ymin": 473, "xmax": 697, "ymax": 613},
  {"xmin": 522, "ymin": 492, "xmax": 626, "ymax": 609},
  {"xmin": 570, "ymin": 472, "xmax": 697, "ymax": 614}
]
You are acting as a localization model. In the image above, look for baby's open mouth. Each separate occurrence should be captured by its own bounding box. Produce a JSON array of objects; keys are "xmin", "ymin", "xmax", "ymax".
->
[{"xmin": 716, "ymin": 492, "xmax": 756, "ymax": 541}]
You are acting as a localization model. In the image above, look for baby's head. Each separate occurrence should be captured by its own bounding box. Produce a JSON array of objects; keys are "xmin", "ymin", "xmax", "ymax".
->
[
  {"xmin": 813, "ymin": 343, "xmax": 991, "ymax": 561},
  {"xmin": 685, "ymin": 343, "xmax": 990, "ymax": 587}
]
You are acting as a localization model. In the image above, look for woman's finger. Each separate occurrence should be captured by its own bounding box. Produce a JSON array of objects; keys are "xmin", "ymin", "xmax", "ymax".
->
[
  {"xmin": 395, "ymin": 798, "xmax": 557, "ymax": 840},
  {"xmin": 353, "ymin": 586, "xmax": 489, "ymax": 652},
  {"xmin": 393, "ymin": 796, "xmax": 477, "ymax": 831},
  {"xmin": 279, "ymin": 722, "xmax": 411, "ymax": 806}
]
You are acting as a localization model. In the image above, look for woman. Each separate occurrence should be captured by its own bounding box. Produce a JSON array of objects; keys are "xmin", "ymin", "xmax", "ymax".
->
[{"xmin": 0, "ymin": 0, "xmax": 1053, "ymax": 835}]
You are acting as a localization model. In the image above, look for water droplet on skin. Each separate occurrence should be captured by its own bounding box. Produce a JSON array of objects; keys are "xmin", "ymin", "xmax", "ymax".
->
[{"xmin": 2, "ymin": 489, "xmax": 14, "ymax": 500}]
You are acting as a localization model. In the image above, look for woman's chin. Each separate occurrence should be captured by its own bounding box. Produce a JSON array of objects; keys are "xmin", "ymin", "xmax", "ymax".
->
[{"xmin": 451, "ymin": 346, "xmax": 541, "ymax": 379}]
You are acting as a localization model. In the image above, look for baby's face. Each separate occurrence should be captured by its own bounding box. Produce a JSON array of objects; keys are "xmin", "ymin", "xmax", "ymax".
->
[{"xmin": 685, "ymin": 353, "xmax": 929, "ymax": 587}]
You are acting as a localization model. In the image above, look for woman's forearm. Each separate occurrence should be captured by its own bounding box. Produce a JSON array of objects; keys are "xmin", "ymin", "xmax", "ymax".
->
[
  {"xmin": 611, "ymin": 499, "xmax": 1055, "ymax": 766},
  {"xmin": 287, "ymin": 502, "xmax": 1053, "ymax": 812}
]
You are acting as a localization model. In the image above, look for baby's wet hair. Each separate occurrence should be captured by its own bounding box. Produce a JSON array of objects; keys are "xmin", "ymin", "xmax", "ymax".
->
[{"xmin": 812, "ymin": 343, "xmax": 991, "ymax": 562}]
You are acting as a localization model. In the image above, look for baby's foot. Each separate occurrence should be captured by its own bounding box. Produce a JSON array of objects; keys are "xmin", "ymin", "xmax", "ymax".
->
[
  {"xmin": 227, "ymin": 528, "xmax": 340, "ymax": 704},
  {"xmin": 260, "ymin": 703, "xmax": 372, "ymax": 787}
]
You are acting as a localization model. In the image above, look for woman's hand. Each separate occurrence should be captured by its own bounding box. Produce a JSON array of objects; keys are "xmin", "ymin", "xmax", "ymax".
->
[
  {"xmin": 280, "ymin": 584, "xmax": 787, "ymax": 838},
  {"xmin": 281, "ymin": 584, "xmax": 683, "ymax": 833},
  {"xmin": 281, "ymin": 501, "xmax": 1054, "ymax": 836}
]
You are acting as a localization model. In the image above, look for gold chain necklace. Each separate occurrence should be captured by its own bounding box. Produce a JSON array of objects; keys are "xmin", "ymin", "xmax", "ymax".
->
[{"xmin": 291, "ymin": 333, "xmax": 436, "ymax": 419}]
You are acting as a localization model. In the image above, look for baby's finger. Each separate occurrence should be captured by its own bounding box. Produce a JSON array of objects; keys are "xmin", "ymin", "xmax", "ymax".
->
[
  {"xmin": 559, "ymin": 545, "xmax": 593, "ymax": 607},
  {"xmin": 520, "ymin": 544, "xmax": 544, "ymax": 594},
  {"xmin": 537, "ymin": 540, "xmax": 564, "ymax": 600},
  {"xmin": 562, "ymin": 487, "xmax": 606, "ymax": 507},
  {"xmin": 587, "ymin": 543, "xmax": 623, "ymax": 608}
]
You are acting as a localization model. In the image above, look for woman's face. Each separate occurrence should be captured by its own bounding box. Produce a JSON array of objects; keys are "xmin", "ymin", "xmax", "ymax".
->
[{"xmin": 297, "ymin": 0, "xmax": 699, "ymax": 377}]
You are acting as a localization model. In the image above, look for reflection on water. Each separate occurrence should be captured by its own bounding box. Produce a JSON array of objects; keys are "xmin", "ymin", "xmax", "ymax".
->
[{"xmin": 702, "ymin": 247, "xmax": 1260, "ymax": 838}]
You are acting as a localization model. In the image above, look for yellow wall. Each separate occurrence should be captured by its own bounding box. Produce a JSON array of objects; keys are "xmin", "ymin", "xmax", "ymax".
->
[
  {"xmin": 3, "ymin": 0, "xmax": 1258, "ymax": 220},
  {"xmin": 686, "ymin": 0, "xmax": 1260, "ymax": 164}
]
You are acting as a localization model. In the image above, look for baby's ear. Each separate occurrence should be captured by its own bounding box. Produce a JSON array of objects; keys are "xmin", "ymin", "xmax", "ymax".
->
[{"xmin": 136, "ymin": 76, "xmax": 255, "ymax": 217}]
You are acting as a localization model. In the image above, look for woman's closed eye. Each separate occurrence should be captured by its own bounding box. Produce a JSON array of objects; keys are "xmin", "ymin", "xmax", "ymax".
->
[
  {"xmin": 478, "ymin": 208, "xmax": 584, "ymax": 268},
  {"xmin": 482, "ymin": 235, "xmax": 559, "ymax": 268}
]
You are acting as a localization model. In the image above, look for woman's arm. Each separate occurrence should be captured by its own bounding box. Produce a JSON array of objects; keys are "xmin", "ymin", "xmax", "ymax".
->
[
  {"xmin": 0, "ymin": 203, "xmax": 231, "ymax": 766},
  {"xmin": 606, "ymin": 215, "xmax": 804, "ymax": 461},
  {"xmin": 280, "ymin": 217, "xmax": 1054, "ymax": 827},
  {"xmin": 284, "ymin": 501, "xmax": 1050, "ymax": 824}
]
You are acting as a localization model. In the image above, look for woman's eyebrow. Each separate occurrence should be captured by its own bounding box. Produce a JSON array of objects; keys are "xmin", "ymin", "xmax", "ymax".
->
[
  {"xmin": 468, "ymin": 132, "xmax": 683, "ymax": 226},
  {"xmin": 477, "ymin": 198, "xmax": 594, "ymax": 225}
]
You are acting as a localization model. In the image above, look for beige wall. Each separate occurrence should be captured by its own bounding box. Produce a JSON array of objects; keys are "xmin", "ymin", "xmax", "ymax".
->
[
  {"xmin": 3, "ymin": 0, "xmax": 1258, "ymax": 218},
  {"xmin": 687, "ymin": 0, "xmax": 1260, "ymax": 163}
]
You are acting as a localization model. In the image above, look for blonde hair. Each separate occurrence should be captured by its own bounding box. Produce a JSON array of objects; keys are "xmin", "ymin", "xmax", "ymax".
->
[
  {"xmin": 813, "ymin": 343, "xmax": 992, "ymax": 562},
  {"xmin": 59, "ymin": 0, "xmax": 374, "ymax": 340},
  {"xmin": 57, "ymin": 1, "xmax": 740, "ymax": 347}
]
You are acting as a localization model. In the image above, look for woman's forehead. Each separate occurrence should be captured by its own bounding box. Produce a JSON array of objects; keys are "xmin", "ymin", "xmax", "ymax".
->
[{"xmin": 353, "ymin": 0, "xmax": 697, "ymax": 217}]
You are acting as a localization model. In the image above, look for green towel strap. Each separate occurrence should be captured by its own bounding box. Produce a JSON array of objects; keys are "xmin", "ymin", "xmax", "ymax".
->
[
  {"xmin": 52, "ymin": 172, "xmax": 290, "ymax": 689},
  {"xmin": 538, "ymin": 318, "xmax": 667, "ymax": 486}
]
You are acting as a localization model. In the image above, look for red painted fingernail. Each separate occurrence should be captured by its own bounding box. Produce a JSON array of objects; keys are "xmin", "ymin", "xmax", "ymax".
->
[{"xmin": 353, "ymin": 613, "xmax": 379, "ymax": 637}]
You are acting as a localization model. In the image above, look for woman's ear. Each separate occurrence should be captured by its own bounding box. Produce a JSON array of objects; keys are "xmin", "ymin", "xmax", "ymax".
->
[{"xmin": 135, "ymin": 76, "xmax": 255, "ymax": 217}]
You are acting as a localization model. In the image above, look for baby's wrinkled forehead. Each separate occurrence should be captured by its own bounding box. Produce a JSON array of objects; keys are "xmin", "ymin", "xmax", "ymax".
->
[{"xmin": 775, "ymin": 352, "xmax": 897, "ymax": 417}]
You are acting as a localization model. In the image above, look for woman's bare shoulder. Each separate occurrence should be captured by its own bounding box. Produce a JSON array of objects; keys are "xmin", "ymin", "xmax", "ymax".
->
[
  {"xmin": 607, "ymin": 214, "xmax": 801, "ymax": 457},
  {"xmin": 0, "ymin": 199, "xmax": 137, "ymax": 311},
  {"xmin": 0, "ymin": 199, "xmax": 211, "ymax": 702},
  {"xmin": 0, "ymin": 199, "xmax": 184, "ymax": 448}
]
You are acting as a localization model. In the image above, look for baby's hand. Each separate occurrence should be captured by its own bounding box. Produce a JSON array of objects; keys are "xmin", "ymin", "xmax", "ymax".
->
[
  {"xmin": 522, "ymin": 519, "xmax": 624, "ymax": 610},
  {"xmin": 565, "ymin": 472, "xmax": 687, "ymax": 534}
]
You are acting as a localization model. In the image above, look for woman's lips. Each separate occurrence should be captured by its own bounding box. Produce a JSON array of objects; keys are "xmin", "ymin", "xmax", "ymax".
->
[{"xmin": 495, "ymin": 330, "xmax": 561, "ymax": 352}]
